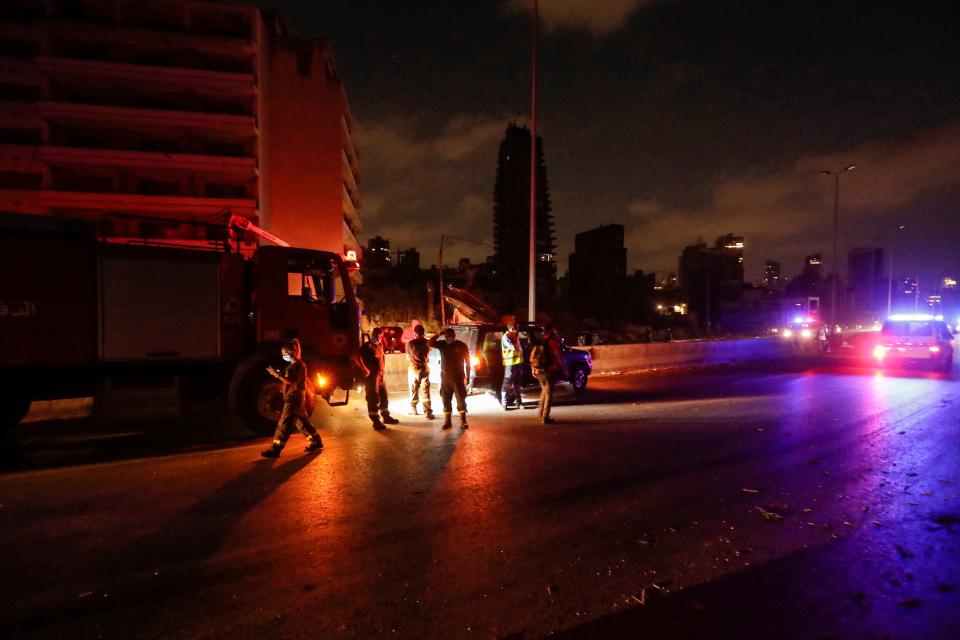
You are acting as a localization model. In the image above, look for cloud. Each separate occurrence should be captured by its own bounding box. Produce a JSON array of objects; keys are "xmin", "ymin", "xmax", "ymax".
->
[
  {"xmin": 625, "ymin": 122, "xmax": 960, "ymax": 278},
  {"xmin": 357, "ymin": 113, "xmax": 507, "ymax": 263},
  {"xmin": 505, "ymin": 0, "xmax": 655, "ymax": 35}
]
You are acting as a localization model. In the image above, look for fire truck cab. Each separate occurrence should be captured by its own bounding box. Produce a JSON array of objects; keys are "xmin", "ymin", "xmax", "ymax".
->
[{"xmin": 0, "ymin": 212, "xmax": 360, "ymax": 434}]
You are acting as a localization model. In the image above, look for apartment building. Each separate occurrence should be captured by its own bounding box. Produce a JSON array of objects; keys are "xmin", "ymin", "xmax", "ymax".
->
[{"xmin": 0, "ymin": 0, "xmax": 361, "ymax": 254}]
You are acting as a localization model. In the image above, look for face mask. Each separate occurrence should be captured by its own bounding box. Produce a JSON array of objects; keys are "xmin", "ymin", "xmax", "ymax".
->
[{"xmin": 282, "ymin": 354, "xmax": 293, "ymax": 362}]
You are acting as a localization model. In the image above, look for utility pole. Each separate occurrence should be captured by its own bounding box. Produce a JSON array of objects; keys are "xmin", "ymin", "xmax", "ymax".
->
[
  {"xmin": 527, "ymin": 0, "xmax": 538, "ymax": 322},
  {"xmin": 438, "ymin": 234, "xmax": 446, "ymax": 326},
  {"xmin": 886, "ymin": 225, "xmax": 905, "ymax": 317},
  {"xmin": 820, "ymin": 164, "xmax": 855, "ymax": 332}
]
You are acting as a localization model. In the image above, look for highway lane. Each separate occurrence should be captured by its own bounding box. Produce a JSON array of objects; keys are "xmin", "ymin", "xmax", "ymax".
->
[{"xmin": 1, "ymin": 362, "xmax": 958, "ymax": 639}]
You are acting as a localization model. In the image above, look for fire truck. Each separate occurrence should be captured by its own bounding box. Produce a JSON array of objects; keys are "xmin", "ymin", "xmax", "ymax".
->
[{"xmin": 0, "ymin": 211, "xmax": 360, "ymax": 435}]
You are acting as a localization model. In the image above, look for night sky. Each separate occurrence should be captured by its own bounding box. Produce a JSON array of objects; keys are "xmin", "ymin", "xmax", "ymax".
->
[{"xmin": 265, "ymin": 0, "xmax": 960, "ymax": 287}]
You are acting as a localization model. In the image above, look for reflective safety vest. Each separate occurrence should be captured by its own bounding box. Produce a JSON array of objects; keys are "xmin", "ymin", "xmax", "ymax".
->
[{"xmin": 501, "ymin": 333, "xmax": 522, "ymax": 366}]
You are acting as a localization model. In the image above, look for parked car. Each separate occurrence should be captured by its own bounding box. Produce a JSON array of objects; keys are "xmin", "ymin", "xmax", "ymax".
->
[{"xmin": 428, "ymin": 323, "xmax": 593, "ymax": 395}]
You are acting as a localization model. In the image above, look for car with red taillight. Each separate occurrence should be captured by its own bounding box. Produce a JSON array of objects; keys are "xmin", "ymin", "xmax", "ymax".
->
[{"xmin": 873, "ymin": 315, "xmax": 954, "ymax": 371}]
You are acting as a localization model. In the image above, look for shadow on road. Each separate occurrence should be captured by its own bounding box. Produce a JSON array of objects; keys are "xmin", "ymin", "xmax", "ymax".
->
[
  {"xmin": 6, "ymin": 455, "xmax": 317, "ymax": 635},
  {"xmin": 552, "ymin": 530, "xmax": 960, "ymax": 640}
]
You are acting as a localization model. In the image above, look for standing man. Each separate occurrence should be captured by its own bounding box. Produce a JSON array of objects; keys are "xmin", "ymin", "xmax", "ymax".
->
[
  {"xmin": 530, "ymin": 324, "xmax": 566, "ymax": 424},
  {"xmin": 500, "ymin": 319, "xmax": 524, "ymax": 410},
  {"xmin": 406, "ymin": 324, "xmax": 434, "ymax": 419},
  {"xmin": 428, "ymin": 327, "xmax": 471, "ymax": 429},
  {"xmin": 261, "ymin": 339, "xmax": 324, "ymax": 457},
  {"xmin": 356, "ymin": 327, "xmax": 400, "ymax": 430}
]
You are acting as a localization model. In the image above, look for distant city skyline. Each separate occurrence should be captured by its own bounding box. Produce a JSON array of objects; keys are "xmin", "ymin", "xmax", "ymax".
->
[{"xmin": 266, "ymin": 0, "xmax": 960, "ymax": 287}]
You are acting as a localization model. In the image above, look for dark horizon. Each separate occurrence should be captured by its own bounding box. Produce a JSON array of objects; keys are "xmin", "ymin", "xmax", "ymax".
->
[{"xmin": 261, "ymin": 0, "xmax": 959, "ymax": 288}]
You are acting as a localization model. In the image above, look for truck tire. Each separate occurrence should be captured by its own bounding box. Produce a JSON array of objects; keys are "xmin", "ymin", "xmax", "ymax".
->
[
  {"xmin": 570, "ymin": 366, "xmax": 589, "ymax": 393},
  {"xmin": 1, "ymin": 394, "xmax": 32, "ymax": 430},
  {"xmin": 235, "ymin": 366, "xmax": 283, "ymax": 436}
]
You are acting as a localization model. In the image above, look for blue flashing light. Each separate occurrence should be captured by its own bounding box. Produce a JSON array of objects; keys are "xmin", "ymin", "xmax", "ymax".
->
[{"xmin": 887, "ymin": 313, "xmax": 936, "ymax": 322}]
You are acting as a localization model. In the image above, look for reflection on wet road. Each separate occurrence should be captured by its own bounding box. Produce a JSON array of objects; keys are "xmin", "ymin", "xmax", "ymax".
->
[{"xmin": 1, "ymin": 363, "xmax": 958, "ymax": 638}]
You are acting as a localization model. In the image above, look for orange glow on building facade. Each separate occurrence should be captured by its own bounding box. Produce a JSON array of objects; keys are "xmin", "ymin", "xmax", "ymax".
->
[{"xmin": 0, "ymin": 0, "xmax": 361, "ymax": 255}]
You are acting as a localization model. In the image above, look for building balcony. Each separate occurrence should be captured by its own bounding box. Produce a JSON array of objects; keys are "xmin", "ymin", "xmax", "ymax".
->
[
  {"xmin": 39, "ymin": 21, "xmax": 257, "ymax": 73},
  {"xmin": 34, "ymin": 56, "xmax": 256, "ymax": 96},
  {"xmin": 341, "ymin": 184, "xmax": 362, "ymax": 235},
  {"xmin": 0, "ymin": 144, "xmax": 255, "ymax": 176},
  {"xmin": 0, "ymin": 188, "xmax": 256, "ymax": 217},
  {"xmin": 37, "ymin": 101, "xmax": 256, "ymax": 135}
]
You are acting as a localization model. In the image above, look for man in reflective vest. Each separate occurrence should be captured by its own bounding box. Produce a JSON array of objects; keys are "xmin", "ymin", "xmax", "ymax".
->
[{"xmin": 500, "ymin": 321, "xmax": 524, "ymax": 410}]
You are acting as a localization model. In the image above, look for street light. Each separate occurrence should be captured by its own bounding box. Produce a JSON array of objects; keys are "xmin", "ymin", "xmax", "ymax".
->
[
  {"xmin": 886, "ymin": 224, "xmax": 906, "ymax": 316},
  {"xmin": 820, "ymin": 164, "xmax": 856, "ymax": 331},
  {"xmin": 528, "ymin": 0, "xmax": 539, "ymax": 322}
]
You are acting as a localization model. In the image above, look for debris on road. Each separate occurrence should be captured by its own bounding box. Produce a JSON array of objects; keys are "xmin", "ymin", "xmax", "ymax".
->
[{"xmin": 755, "ymin": 506, "xmax": 784, "ymax": 521}]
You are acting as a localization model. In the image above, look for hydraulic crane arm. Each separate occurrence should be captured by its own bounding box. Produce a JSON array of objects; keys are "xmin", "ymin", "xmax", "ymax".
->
[{"xmin": 227, "ymin": 214, "xmax": 290, "ymax": 247}]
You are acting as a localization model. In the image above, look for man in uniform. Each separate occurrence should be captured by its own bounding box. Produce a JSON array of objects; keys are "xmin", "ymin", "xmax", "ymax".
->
[
  {"xmin": 500, "ymin": 319, "xmax": 524, "ymax": 410},
  {"xmin": 261, "ymin": 339, "xmax": 324, "ymax": 457},
  {"xmin": 531, "ymin": 324, "xmax": 566, "ymax": 424},
  {"xmin": 406, "ymin": 324, "xmax": 434, "ymax": 418},
  {"xmin": 428, "ymin": 327, "xmax": 471, "ymax": 429},
  {"xmin": 356, "ymin": 327, "xmax": 400, "ymax": 430}
]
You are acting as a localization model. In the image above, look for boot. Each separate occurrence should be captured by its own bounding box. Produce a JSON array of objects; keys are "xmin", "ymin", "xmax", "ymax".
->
[
  {"xmin": 459, "ymin": 412, "xmax": 469, "ymax": 429},
  {"xmin": 441, "ymin": 412, "xmax": 452, "ymax": 429},
  {"xmin": 371, "ymin": 417, "xmax": 386, "ymax": 430},
  {"xmin": 381, "ymin": 413, "xmax": 399, "ymax": 425},
  {"xmin": 424, "ymin": 409, "xmax": 435, "ymax": 419},
  {"xmin": 410, "ymin": 404, "xmax": 419, "ymax": 416},
  {"xmin": 260, "ymin": 444, "xmax": 282, "ymax": 458},
  {"xmin": 304, "ymin": 436, "xmax": 324, "ymax": 452}
]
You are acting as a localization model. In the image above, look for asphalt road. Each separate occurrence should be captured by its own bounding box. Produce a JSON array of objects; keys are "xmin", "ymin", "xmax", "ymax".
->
[{"xmin": 1, "ymin": 362, "xmax": 959, "ymax": 639}]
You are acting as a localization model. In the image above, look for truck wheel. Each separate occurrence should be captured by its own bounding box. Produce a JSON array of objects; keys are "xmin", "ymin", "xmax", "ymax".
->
[
  {"xmin": 1, "ymin": 394, "xmax": 32, "ymax": 430},
  {"xmin": 571, "ymin": 366, "xmax": 589, "ymax": 393},
  {"xmin": 236, "ymin": 367, "xmax": 283, "ymax": 436}
]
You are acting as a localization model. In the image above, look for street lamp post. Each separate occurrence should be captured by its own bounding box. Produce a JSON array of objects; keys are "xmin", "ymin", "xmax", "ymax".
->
[
  {"xmin": 886, "ymin": 224, "xmax": 906, "ymax": 317},
  {"xmin": 528, "ymin": 0, "xmax": 539, "ymax": 323},
  {"xmin": 820, "ymin": 164, "xmax": 856, "ymax": 332}
]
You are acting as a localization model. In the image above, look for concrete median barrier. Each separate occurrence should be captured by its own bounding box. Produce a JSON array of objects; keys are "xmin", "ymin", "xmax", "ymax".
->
[
  {"xmin": 383, "ymin": 338, "xmax": 786, "ymax": 390},
  {"xmin": 587, "ymin": 338, "xmax": 786, "ymax": 374}
]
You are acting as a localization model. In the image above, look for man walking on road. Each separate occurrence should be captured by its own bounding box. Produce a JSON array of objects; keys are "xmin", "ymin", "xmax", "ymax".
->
[
  {"xmin": 428, "ymin": 327, "xmax": 471, "ymax": 429},
  {"xmin": 500, "ymin": 319, "xmax": 524, "ymax": 410},
  {"xmin": 261, "ymin": 339, "xmax": 323, "ymax": 457},
  {"xmin": 406, "ymin": 324, "xmax": 434, "ymax": 419},
  {"xmin": 531, "ymin": 324, "xmax": 566, "ymax": 424},
  {"xmin": 356, "ymin": 327, "xmax": 400, "ymax": 430}
]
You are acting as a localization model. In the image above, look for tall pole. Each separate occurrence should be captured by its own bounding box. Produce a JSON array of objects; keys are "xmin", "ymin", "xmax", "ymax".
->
[
  {"xmin": 821, "ymin": 164, "xmax": 854, "ymax": 332},
  {"xmin": 527, "ymin": 0, "xmax": 538, "ymax": 323},
  {"xmin": 831, "ymin": 173, "xmax": 839, "ymax": 331},
  {"xmin": 438, "ymin": 234, "xmax": 446, "ymax": 326},
  {"xmin": 886, "ymin": 249, "xmax": 894, "ymax": 317}
]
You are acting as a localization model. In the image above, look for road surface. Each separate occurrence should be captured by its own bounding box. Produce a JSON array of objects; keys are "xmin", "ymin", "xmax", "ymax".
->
[{"xmin": 1, "ymin": 362, "xmax": 958, "ymax": 639}]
